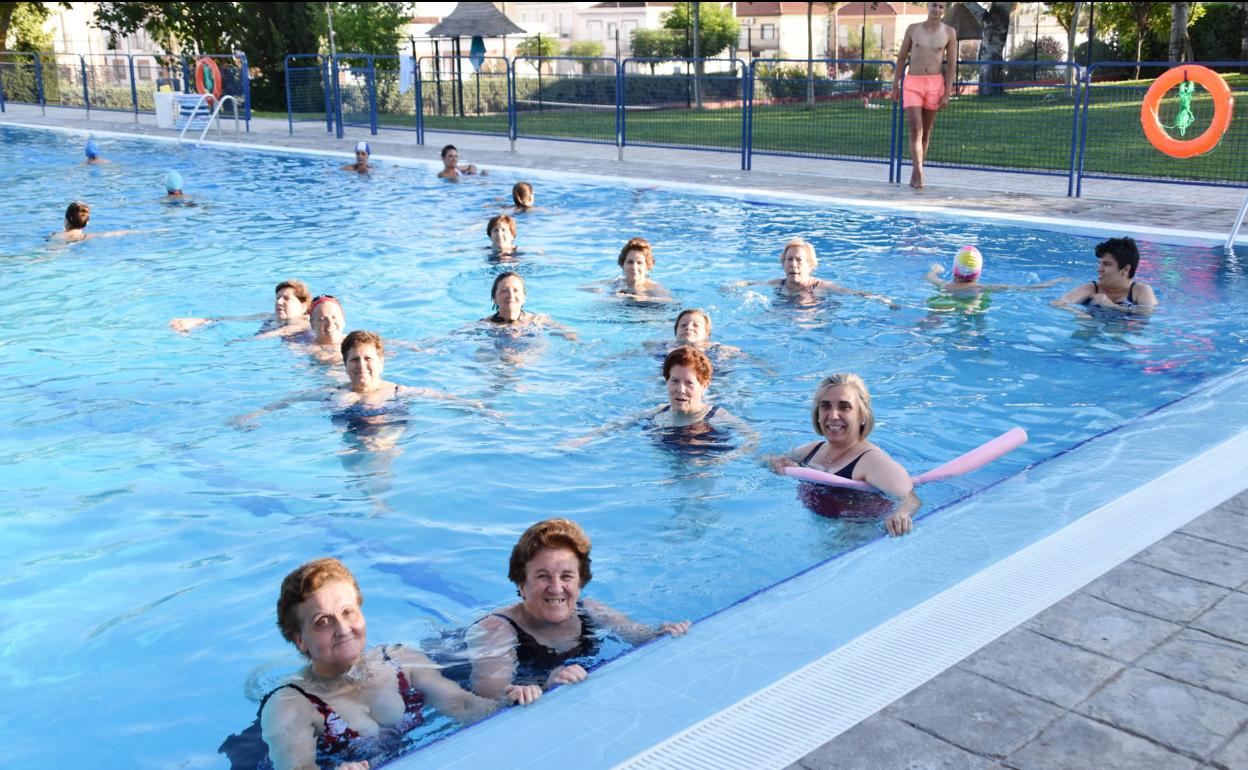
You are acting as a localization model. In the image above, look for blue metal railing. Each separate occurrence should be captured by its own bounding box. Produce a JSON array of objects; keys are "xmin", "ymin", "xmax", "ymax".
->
[
  {"xmin": 1076, "ymin": 60, "xmax": 1248, "ymax": 195},
  {"xmin": 284, "ymin": 54, "xmax": 333, "ymax": 134},
  {"xmin": 0, "ymin": 51, "xmax": 45, "ymax": 113},
  {"xmin": 416, "ymin": 55, "xmax": 512, "ymax": 140},
  {"xmin": 513, "ymin": 57, "xmax": 619, "ymax": 146}
]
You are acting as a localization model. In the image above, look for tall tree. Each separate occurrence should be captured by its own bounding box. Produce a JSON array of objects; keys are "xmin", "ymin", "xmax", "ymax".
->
[
  {"xmin": 963, "ymin": 2, "xmax": 1016, "ymax": 94},
  {"xmin": 1094, "ymin": 2, "xmax": 1168, "ymax": 77},
  {"xmin": 660, "ymin": 2, "xmax": 739, "ymax": 58},
  {"xmin": 1243, "ymin": 2, "xmax": 1248, "ymax": 59},
  {"xmin": 1045, "ymin": 2, "xmax": 1083, "ymax": 86},
  {"xmin": 1168, "ymin": 2, "xmax": 1191, "ymax": 62}
]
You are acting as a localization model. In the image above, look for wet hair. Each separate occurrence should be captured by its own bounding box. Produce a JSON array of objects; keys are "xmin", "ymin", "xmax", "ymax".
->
[
  {"xmin": 341, "ymin": 329, "xmax": 385, "ymax": 361},
  {"xmin": 673, "ymin": 308, "xmax": 712, "ymax": 338},
  {"xmin": 663, "ymin": 345, "xmax": 713, "ymax": 386},
  {"xmin": 487, "ymin": 214, "xmax": 516, "ymax": 238},
  {"xmin": 440, "ymin": 144, "xmax": 457, "ymax": 158},
  {"xmin": 276, "ymin": 557, "xmax": 363, "ymax": 646},
  {"xmin": 1095, "ymin": 237, "xmax": 1141, "ymax": 278},
  {"xmin": 781, "ymin": 238, "xmax": 817, "ymax": 267},
  {"xmin": 275, "ymin": 279, "xmax": 311, "ymax": 306},
  {"xmin": 811, "ymin": 373, "xmax": 874, "ymax": 439},
  {"xmin": 508, "ymin": 518, "xmax": 593, "ymax": 589},
  {"xmin": 64, "ymin": 201, "xmax": 89, "ymax": 229},
  {"xmin": 617, "ymin": 237, "xmax": 655, "ymax": 269},
  {"xmin": 512, "ymin": 181, "xmax": 534, "ymax": 207},
  {"xmin": 490, "ymin": 271, "xmax": 524, "ymax": 308}
]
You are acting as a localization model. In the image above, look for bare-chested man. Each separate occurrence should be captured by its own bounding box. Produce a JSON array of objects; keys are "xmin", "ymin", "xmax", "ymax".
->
[{"xmin": 892, "ymin": 3, "xmax": 957, "ymax": 189}]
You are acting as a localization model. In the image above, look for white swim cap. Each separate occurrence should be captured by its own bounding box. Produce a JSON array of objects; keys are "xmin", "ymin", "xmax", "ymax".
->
[{"xmin": 355, "ymin": 141, "xmax": 370, "ymax": 155}]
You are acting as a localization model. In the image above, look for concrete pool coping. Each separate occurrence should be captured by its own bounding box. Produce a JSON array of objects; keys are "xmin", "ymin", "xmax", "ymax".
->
[{"xmin": 5, "ymin": 107, "xmax": 1247, "ymax": 768}]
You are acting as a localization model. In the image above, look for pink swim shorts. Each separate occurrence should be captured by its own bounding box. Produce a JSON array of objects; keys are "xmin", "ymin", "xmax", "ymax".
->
[{"xmin": 903, "ymin": 73, "xmax": 946, "ymax": 111}]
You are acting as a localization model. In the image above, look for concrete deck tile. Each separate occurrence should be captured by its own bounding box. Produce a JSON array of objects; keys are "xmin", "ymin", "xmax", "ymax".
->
[
  {"xmin": 1008, "ymin": 713, "xmax": 1199, "ymax": 770},
  {"xmin": 795, "ymin": 715, "xmax": 999, "ymax": 770},
  {"xmin": 1192, "ymin": 591, "xmax": 1248, "ymax": 647},
  {"xmin": 1079, "ymin": 668, "xmax": 1245, "ymax": 760},
  {"xmin": 1180, "ymin": 507, "xmax": 1248, "ymax": 553},
  {"xmin": 1133, "ymin": 533, "xmax": 1248, "ymax": 590},
  {"xmin": 1024, "ymin": 592, "xmax": 1181, "ymax": 663},
  {"xmin": 884, "ymin": 668, "xmax": 1063, "ymax": 758},
  {"xmin": 1138, "ymin": 629, "xmax": 1248, "ymax": 704},
  {"xmin": 1214, "ymin": 492, "xmax": 1248, "ymax": 517},
  {"xmin": 1084, "ymin": 561, "xmax": 1230, "ymax": 623},
  {"xmin": 1211, "ymin": 727, "xmax": 1248, "ymax": 770},
  {"xmin": 959, "ymin": 627, "xmax": 1123, "ymax": 708}
]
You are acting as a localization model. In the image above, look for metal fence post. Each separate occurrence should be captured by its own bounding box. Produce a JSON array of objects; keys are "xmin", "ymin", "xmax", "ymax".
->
[
  {"xmin": 239, "ymin": 52, "xmax": 251, "ymax": 130},
  {"xmin": 367, "ymin": 56, "xmax": 378, "ymax": 135},
  {"xmin": 508, "ymin": 57, "xmax": 517, "ymax": 151},
  {"xmin": 618, "ymin": 59, "xmax": 628, "ymax": 161},
  {"xmin": 180, "ymin": 56, "xmax": 192, "ymax": 94},
  {"xmin": 0, "ymin": 59, "xmax": 6, "ymax": 112},
  {"xmin": 1075, "ymin": 64, "xmax": 1094, "ymax": 198},
  {"xmin": 80, "ymin": 55, "xmax": 90, "ymax": 117},
  {"xmin": 1065, "ymin": 63, "xmax": 1081, "ymax": 197},
  {"xmin": 284, "ymin": 55, "xmax": 295, "ymax": 134},
  {"xmin": 414, "ymin": 58, "xmax": 424, "ymax": 145},
  {"xmin": 127, "ymin": 55, "xmax": 139, "ymax": 120},
  {"xmin": 741, "ymin": 58, "xmax": 751, "ymax": 171},
  {"xmin": 331, "ymin": 55, "xmax": 344, "ymax": 139},
  {"xmin": 34, "ymin": 52, "xmax": 45, "ymax": 114}
]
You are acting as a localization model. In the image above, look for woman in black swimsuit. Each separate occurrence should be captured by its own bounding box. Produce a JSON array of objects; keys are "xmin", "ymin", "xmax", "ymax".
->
[
  {"xmin": 770, "ymin": 373, "xmax": 919, "ymax": 536},
  {"xmin": 1054, "ymin": 237, "xmax": 1157, "ymax": 313},
  {"xmin": 258, "ymin": 558, "xmax": 516, "ymax": 770},
  {"xmin": 467, "ymin": 519, "xmax": 691, "ymax": 698}
]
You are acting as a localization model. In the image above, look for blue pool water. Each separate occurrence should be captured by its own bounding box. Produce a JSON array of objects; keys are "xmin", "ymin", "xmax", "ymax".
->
[{"xmin": 2, "ymin": 124, "xmax": 1247, "ymax": 768}]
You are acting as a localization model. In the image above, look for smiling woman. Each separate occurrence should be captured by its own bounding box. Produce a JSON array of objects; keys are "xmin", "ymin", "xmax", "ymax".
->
[{"xmin": 467, "ymin": 519, "xmax": 692, "ymax": 700}]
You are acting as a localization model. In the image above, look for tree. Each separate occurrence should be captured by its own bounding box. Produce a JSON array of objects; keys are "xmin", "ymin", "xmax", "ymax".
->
[
  {"xmin": 93, "ymin": 2, "xmax": 239, "ymax": 53},
  {"xmin": 660, "ymin": 1, "xmax": 739, "ymax": 58},
  {"xmin": 1044, "ymin": 2, "xmax": 1083, "ymax": 85},
  {"xmin": 963, "ymin": 3, "xmax": 1017, "ymax": 94},
  {"xmin": 567, "ymin": 40, "xmax": 605, "ymax": 74},
  {"xmin": 238, "ymin": 2, "xmax": 322, "ymax": 111},
  {"xmin": 1243, "ymin": 2, "xmax": 1248, "ymax": 59},
  {"xmin": 630, "ymin": 28, "xmax": 684, "ymax": 72},
  {"xmin": 1094, "ymin": 2, "xmax": 1168, "ymax": 77},
  {"xmin": 515, "ymin": 35, "xmax": 559, "ymax": 74},
  {"xmin": 1168, "ymin": 2, "xmax": 1192, "ymax": 62},
  {"xmin": 2, "ymin": 1, "xmax": 65, "ymax": 51}
]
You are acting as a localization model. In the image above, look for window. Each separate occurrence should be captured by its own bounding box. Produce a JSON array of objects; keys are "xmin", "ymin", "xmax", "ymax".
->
[
  {"xmin": 761, "ymin": 24, "xmax": 776, "ymax": 40},
  {"xmin": 559, "ymin": 12, "xmax": 571, "ymax": 35},
  {"xmin": 112, "ymin": 59, "xmax": 126, "ymax": 81},
  {"xmin": 586, "ymin": 19, "xmax": 603, "ymax": 39},
  {"xmin": 607, "ymin": 22, "xmax": 617, "ymax": 40},
  {"xmin": 137, "ymin": 61, "xmax": 151, "ymax": 81},
  {"xmin": 623, "ymin": 20, "xmax": 637, "ymax": 34}
]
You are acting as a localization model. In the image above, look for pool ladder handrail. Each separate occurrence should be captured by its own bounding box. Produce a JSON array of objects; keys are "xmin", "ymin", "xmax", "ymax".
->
[
  {"xmin": 1228, "ymin": 191, "xmax": 1248, "ymax": 252},
  {"xmin": 177, "ymin": 93, "xmax": 240, "ymax": 147}
]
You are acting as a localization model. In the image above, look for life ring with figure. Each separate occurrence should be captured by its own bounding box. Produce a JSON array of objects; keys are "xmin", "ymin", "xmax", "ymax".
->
[
  {"xmin": 1140, "ymin": 64, "xmax": 1233, "ymax": 159},
  {"xmin": 194, "ymin": 57, "xmax": 224, "ymax": 104}
]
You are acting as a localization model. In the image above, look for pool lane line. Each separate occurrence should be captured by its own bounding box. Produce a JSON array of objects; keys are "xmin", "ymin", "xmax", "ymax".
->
[{"xmin": 4, "ymin": 119, "xmax": 1243, "ymax": 250}]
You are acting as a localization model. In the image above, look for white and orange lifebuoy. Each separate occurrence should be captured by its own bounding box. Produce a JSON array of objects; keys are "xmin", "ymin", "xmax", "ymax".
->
[
  {"xmin": 1140, "ymin": 64, "xmax": 1234, "ymax": 159},
  {"xmin": 194, "ymin": 57, "xmax": 224, "ymax": 105}
]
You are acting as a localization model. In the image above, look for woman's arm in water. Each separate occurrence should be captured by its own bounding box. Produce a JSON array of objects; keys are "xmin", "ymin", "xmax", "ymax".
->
[
  {"xmin": 539, "ymin": 315, "xmax": 579, "ymax": 342},
  {"xmin": 560, "ymin": 407, "xmax": 659, "ymax": 449},
  {"xmin": 924, "ymin": 264, "xmax": 951, "ymax": 291},
  {"xmin": 581, "ymin": 598, "xmax": 692, "ymax": 645},
  {"xmin": 768, "ymin": 440, "xmax": 822, "ymax": 474},
  {"xmin": 386, "ymin": 644, "xmax": 538, "ymax": 716},
  {"xmin": 227, "ymin": 389, "xmax": 324, "ymax": 430},
  {"xmin": 820, "ymin": 280, "xmax": 899, "ymax": 310},
  {"xmin": 465, "ymin": 615, "xmax": 541, "ymax": 702},
  {"xmin": 711, "ymin": 407, "xmax": 760, "ymax": 459},
  {"xmin": 983, "ymin": 276, "xmax": 1071, "ymax": 292},
  {"xmin": 399, "ymin": 386, "xmax": 496, "ymax": 416},
  {"xmin": 259, "ymin": 687, "xmax": 321, "ymax": 770},
  {"xmin": 170, "ymin": 312, "xmax": 270, "ymax": 332},
  {"xmin": 1051, "ymin": 281, "xmax": 1095, "ymax": 307},
  {"xmin": 856, "ymin": 448, "xmax": 919, "ymax": 537}
]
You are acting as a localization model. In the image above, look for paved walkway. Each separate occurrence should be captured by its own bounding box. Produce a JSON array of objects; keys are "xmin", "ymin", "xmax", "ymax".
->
[
  {"xmin": 791, "ymin": 490, "xmax": 1248, "ymax": 770},
  {"xmin": 5, "ymin": 104, "xmax": 1246, "ymax": 769}
]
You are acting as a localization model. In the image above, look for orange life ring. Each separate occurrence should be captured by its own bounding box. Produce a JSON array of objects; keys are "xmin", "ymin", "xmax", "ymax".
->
[
  {"xmin": 194, "ymin": 57, "xmax": 224, "ymax": 104},
  {"xmin": 1140, "ymin": 64, "xmax": 1234, "ymax": 159}
]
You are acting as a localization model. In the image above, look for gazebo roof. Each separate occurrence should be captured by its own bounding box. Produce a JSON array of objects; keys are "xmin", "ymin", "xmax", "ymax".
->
[
  {"xmin": 944, "ymin": 3, "xmax": 983, "ymax": 41},
  {"xmin": 425, "ymin": 2, "xmax": 526, "ymax": 38}
]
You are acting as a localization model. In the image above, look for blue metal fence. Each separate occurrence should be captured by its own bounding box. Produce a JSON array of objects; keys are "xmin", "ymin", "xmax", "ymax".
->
[
  {"xmin": 416, "ymin": 55, "xmax": 512, "ymax": 140},
  {"xmin": 285, "ymin": 54, "xmax": 333, "ymax": 134},
  {"xmin": 334, "ymin": 54, "xmax": 379, "ymax": 135},
  {"xmin": 747, "ymin": 58, "xmax": 899, "ymax": 180},
  {"xmin": 513, "ymin": 57, "xmax": 619, "ymax": 146},
  {"xmin": 1077, "ymin": 60, "xmax": 1248, "ymax": 195},
  {"xmin": 621, "ymin": 57, "xmax": 749, "ymax": 169},
  {"xmin": 0, "ymin": 52, "xmax": 45, "ymax": 113}
]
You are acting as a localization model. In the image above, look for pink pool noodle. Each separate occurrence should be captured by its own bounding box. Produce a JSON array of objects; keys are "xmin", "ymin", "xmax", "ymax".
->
[{"xmin": 783, "ymin": 427, "xmax": 1028, "ymax": 492}]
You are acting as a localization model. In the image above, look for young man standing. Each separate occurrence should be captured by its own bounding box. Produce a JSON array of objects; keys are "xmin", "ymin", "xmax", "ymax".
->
[{"xmin": 892, "ymin": 3, "xmax": 957, "ymax": 189}]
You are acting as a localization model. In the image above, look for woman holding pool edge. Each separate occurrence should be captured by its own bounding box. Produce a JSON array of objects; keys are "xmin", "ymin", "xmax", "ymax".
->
[
  {"xmin": 467, "ymin": 519, "xmax": 691, "ymax": 698},
  {"xmin": 770, "ymin": 374, "xmax": 919, "ymax": 536},
  {"xmin": 258, "ymin": 558, "xmax": 537, "ymax": 770}
]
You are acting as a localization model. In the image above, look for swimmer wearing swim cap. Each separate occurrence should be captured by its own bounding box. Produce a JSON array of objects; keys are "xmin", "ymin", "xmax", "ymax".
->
[
  {"xmin": 164, "ymin": 171, "xmax": 185, "ymax": 198},
  {"xmin": 925, "ymin": 245, "xmax": 1067, "ymax": 298},
  {"xmin": 84, "ymin": 138, "xmax": 110, "ymax": 165},
  {"xmin": 341, "ymin": 141, "xmax": 373, "ymax": 173}
]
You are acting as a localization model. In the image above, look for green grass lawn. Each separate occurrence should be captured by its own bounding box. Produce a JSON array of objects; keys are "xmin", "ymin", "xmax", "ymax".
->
[{"xmin": 260, "ymin": 75, "xmax": 1247, "ymax": 184}]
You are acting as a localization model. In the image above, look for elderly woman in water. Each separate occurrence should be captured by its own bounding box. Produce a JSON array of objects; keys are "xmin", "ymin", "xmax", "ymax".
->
[
  {"xmin": 769, "ymin": 373, "xmax": 919, "ymax": 536},
  {"xmin": 481, "ymin": 272, "xmax": 577, "ymax": 341},
  {"xmin": 468, "ymin": 519, "xmax": 690, "ymax": 698},
  {"xmin": 733, "ymin": 239, "xmax": 896, "ymax": 308},
  {"xmin": 258, "ymin": 557, "xmax": 537, "ymax": 770},
  {"xmin": 583, "ymin": 237, "xmax": 672, "ymax": 301}
]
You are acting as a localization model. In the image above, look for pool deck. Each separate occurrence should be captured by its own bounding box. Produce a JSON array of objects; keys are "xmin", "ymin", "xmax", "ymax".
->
[
  {"xmin": 789, "ymin": 490, "xmax": 1248, "ymax": 770},
  {"xmin": 6, "ymin": 105, "xmax": 1248, "ymax": 769}
]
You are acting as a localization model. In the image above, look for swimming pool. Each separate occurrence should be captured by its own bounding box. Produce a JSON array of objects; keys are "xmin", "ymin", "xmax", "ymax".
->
[{"xmin": 1, "ymin": 123, "xmax": 1246, "ymax": 769}]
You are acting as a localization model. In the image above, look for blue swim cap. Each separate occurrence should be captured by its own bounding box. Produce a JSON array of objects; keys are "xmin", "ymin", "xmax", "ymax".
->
[
  {"xmin": 85, "ymin": 139, "xmax": 100, "ymax": 159},
  {"xmin": 164, "ymin": 170, "xmax": 184, "ymax": 193},
  {"xmin": 355, "ymin": 141, "xmax": 370, "ymax": 155}
]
